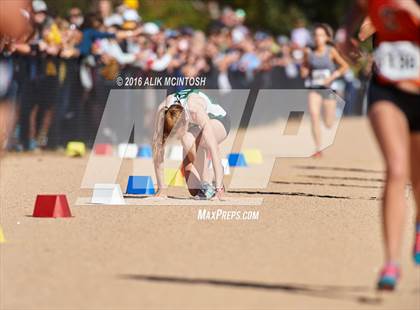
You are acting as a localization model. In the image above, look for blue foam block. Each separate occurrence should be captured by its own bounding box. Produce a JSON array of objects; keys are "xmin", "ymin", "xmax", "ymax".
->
[
  {"xmin": 228, "ymin": 153, "xmax": 248, "ymax": 167},
  {"xmin": 137, "ymin": 144, "xmax": 152, "ymax": 158},
  {"xmin": 126, "ymin": 176, "xmax": 155, "ymax": 195}
]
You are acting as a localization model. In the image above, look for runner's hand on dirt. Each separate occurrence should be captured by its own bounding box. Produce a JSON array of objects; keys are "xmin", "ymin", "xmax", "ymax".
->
[
  {"xmin": 214, "ymin": 187, "xmax": 225, "ymax": 201},
  {"xmin": 155, "ymin": 188, "xmax": 168, "ymax": 198}
]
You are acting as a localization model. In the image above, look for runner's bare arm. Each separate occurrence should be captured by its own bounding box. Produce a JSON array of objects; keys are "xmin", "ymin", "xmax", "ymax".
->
[
  {"xmin": 152, "ymin": 101, "xmax": 167, "ymax": 191},
  {"xmin": 329, "ymin": 47, "xmax": 350, "ymax": 81},
  {"xmin": 398, "ymin": 0, "xmax": 420, "ymax": 20},
  {"xmin": 300, "ymin": 48, "xmax": 310, "ymax": 78},
  {"xmin": 358, "ymin": 17, "xmax": 376, "ymax": 41},
  {"xmin": 338, "ymin": 0, "xmax": 368, "ymax": 63}
]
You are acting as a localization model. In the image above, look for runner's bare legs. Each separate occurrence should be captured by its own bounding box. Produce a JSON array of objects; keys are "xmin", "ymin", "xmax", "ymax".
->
[{"xmin": 369, "ymin": 101, "xmax": 410, "ymax": 263}]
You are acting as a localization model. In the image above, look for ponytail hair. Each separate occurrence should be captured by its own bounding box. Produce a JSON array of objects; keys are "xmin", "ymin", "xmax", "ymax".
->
[
  {"xmin": 152, "ymin": 104, "xmax": 187, "ymax": 164},
  {"xmin": 162, "ymin": 104, "xmax": 187, "ymax": 145}
]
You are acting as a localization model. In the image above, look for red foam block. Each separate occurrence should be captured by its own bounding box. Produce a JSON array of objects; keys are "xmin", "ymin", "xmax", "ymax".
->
[
  {"xmin": 94, "ymin": 143, "xmax": 113, "ymax": 155},
  {"xmin": 33, "ymin": 195, "xmax": 72, "ymax": 218}
]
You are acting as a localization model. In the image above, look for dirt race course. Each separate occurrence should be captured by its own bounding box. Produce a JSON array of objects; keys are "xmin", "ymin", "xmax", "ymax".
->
[{"xmin": 1, "ymin": 118, "xmax": 419, "ymax": 310}]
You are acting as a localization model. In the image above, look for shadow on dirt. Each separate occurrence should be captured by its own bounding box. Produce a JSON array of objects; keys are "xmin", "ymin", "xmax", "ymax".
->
[
  {"xmin": 293, "ymin": 165, "xmax": 383, "ymax": 174},
  {"xmin": 227, "ymin": 189, "xmax": 353, "ymax": 200},
  {"xmin": 272, "ymin": 180, "xmax": 382, "ymax": 189},
  {"xmin": 119, "ymin": 274, "xmax": 382, "ymax": 305}
]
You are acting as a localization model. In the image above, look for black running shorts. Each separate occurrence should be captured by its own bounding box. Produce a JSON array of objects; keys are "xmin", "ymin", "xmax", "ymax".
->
[{"xmin": 368, "ymin": 77, "xmax": 420, "ymax": 132}]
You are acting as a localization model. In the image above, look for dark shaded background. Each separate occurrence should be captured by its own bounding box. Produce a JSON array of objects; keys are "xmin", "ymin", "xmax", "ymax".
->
[{"xmin": 44, "ymin": 0, "xmax": 350, "ymax": 33}]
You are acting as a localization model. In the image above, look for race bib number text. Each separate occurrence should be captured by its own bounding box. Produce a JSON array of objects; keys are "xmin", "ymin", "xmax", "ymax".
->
[{"xmin": 374, "ymin": 41, "xmax": 420, "ymax": 81}]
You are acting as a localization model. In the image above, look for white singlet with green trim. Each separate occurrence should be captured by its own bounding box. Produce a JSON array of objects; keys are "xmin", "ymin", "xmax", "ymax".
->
[{"xmin": 166, "ymin": 89, "xmax": 227, "ymax": 120}]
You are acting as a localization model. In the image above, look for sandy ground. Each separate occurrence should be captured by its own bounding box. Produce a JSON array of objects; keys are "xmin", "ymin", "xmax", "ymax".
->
[{"xmin": 0, "ymin": 117, "xmax": 419, "ymax": 310}]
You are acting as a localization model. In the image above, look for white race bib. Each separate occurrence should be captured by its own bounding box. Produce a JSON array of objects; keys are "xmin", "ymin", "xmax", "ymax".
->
[
  {"xmin": 374, "ymin": 41, "xmax": 420, "ymax": 81},
  {"xmin": 311, "ymin": 69, "xmax": 331, "ymax": 87}
]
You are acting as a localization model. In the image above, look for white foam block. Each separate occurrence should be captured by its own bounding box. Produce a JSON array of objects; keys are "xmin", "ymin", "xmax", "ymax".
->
[
  {"xmin": 168, "ymin": 145, "xmax": 184, "ymax": 161},
  {"xmin": 118, "ymin": 143, "xmax": 138, "ymax": 158},
  {"xmin": 209, "ymin": 158, "xmax": 230, "ymax": 175},
  {"xmin": 222, "ymin": 158, "xmax": 230, "ymax": 175},
  {"xmin": 91, "ymin": 183, "xmax": 125, "ymax": 205}
]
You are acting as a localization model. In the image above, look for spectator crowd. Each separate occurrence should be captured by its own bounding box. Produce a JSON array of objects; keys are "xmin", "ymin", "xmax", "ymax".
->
[{"xmin": 0, "ymin": 0, "xmax": 366, "ymax": 152}]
